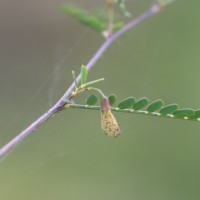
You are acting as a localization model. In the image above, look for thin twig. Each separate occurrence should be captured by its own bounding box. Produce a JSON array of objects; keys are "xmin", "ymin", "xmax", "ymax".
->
[
  {"xmin": 69, "ymin": 104, "xmax": 200, "ymax": 123},
  {"xmin": 0, "ymin": 4, "xmax": 161, "ymax": 160}
]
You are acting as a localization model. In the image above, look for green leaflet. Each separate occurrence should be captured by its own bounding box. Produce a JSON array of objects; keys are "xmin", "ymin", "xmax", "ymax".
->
[
  {"xmin": 117, "ymin": 97, "xmax": 136, "ymax": 109},
  {"xmin": 132, "ymin": 97, "xmax": 149, "ymax": 110},
  {"xmin": 108, "ymin": 94, "xmax": 117, "ymax": 106},
  {"xmin": 159, "ymin": 104, "xmax": 179, "ymax": 115},
  {"xmin": 147, "ymin": 99, "xmax": 164, "ymax": 113},
  {"xmin": 194, "ymin": 110, "xmax": 200, "ymax": 118},
  {"xmin": 86, "ymin": 95, "xmax": 97, "ymax": 105},
  {"xmin": 188, "ymin": 110, "xmax": 200, "ymax": 119},
  {"xmin": 173, "ymin": 109, "xmax": 195, "ymax": 118},
  {"xmin": 81, "ymin": 65, "xmax": 88, "ymax": 85},
  {"xmin": 61, "ymin": 4, "xmax": 106, "ymax": 32}
]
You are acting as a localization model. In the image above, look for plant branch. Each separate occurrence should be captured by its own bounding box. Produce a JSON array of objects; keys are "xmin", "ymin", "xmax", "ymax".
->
[
  {"xmin": 69, "ymin": 104, "xmax": 200, "ymax": 122},
  {"xmin": 0, "ymin": 4, "xmax": 163, "ymax": 160}
]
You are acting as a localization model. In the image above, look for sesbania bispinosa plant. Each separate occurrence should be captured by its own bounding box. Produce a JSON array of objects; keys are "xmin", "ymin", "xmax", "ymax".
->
[{"xmin": 2, "ymin": 0, "xmax": 196, "ymax": 160}]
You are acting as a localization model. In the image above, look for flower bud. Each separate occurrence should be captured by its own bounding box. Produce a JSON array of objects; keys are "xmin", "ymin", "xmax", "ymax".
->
[{"xmin": 101, "ymin": 97, "xmax": 120, "ymax": 138}]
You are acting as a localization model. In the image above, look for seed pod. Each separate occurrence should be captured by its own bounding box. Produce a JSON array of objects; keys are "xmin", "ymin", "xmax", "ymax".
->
[{"xmin": 101, "ymin": 97, "xmax": 120, "ymax": 138}]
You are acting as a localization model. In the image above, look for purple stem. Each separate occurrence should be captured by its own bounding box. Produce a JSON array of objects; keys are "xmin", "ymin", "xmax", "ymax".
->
[{"xmin": 0, "ymin": 5, "xmax": 160, "ymax": 160}]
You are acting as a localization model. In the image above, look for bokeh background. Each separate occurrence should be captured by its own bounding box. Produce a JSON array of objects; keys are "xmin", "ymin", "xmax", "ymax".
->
[{"xmin": 1, "ymin": 0, "xmax": 200, "ymax": 199}]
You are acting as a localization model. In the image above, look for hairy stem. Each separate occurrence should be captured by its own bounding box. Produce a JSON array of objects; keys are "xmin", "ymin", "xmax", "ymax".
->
[{"xmin": 0, "ymin": 4, "xmax": 161, "ymax": 160}]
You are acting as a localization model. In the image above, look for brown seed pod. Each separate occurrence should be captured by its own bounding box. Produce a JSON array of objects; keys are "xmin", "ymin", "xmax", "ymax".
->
[{"xmin": 101, "ymin": 97, "xmax": 120, "ymax": 138}]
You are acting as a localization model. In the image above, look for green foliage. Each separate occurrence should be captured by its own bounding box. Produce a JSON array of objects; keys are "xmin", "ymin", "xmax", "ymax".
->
[
  {"xmin": 61, "ymin": 4, "xmax": 106, "ymax": 32},
  {"xmin": 173, "ymin": 109, "xmax": 195, "ymax": 118},
  {"xmin": 147, "ymin": 99, "xmax": 164, "ymax": 113},
  {"xmin": 117, "ymin": 97, "xmax": 136, "ymax": 109},
  {"xmin": 132, "ymin": 97, "xmax": 149, "ymax": 110},
  {"xmin": 61, "ymin": 4, "xmax": 127, "ymax": 34},
  {"xmin": 194, "ymin": 110, "xmax": 200, "ymax": 118},
  {"xmin": 189, "ymin": 110, "xmax": 200, "ymax": 119},
  {"xmin": 69, "ymin": 95, "xmax": 200, "ymax": 122},
  {"xmin": 68, "ymin": 67, "xmax": 105, "ymax": 103},
  {"xmin": 70, "ymin": 66, "xmax": 200, "ymax": 122},
  {"xmin": 108, "ymin": 94, "xmax": 117, "ymax": 106},
  {"xmin": 81, "ymin": 65, "xmax": 88, "ymax": 85},
  {"xmin": 64, "ymin": 0, "xmax": 192, "ymax": 125},
  {"xmin": 86, "ymin": 95, "xmax": 97, "ymax": 105},
  {"xmin": 159, "ymin": 104, "xmax": 179, "ymax": 115}
]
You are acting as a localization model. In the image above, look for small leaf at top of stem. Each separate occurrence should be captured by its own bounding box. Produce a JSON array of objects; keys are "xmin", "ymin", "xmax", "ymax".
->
[
  {"xmin": 72, "ymin": 70, "xmax": 78, "ymax": 88},
  {"xmin": 81, "ymin": 65, "xmax": 88, "ymax": 85}
]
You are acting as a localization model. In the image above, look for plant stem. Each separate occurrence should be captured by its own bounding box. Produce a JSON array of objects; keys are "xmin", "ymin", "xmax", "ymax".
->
[
  {"xmin": 0, "ymin": 4, "xmax": 162, "ymax": 160},
  {"xmin": 88, "ymin": 87, "xmax": 106, "ymax": 99},
  {"xmin": 80, "ymin": 78, "xmax": 105, "ymax": 88},
  {"xmin": 60, "ymin": 4, "xmax": 161, "ymax": 103},
  {"xmin": 69, "ymin": 104, "xmax": 200, "ymax": 122}
]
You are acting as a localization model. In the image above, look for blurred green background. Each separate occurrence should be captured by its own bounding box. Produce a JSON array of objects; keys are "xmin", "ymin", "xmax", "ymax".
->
[{"xmin": 1, "ymin": 0, "xmax": 200, "ymax": 199}]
